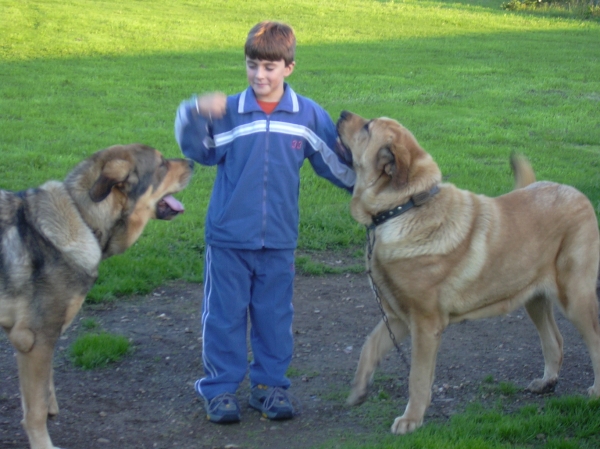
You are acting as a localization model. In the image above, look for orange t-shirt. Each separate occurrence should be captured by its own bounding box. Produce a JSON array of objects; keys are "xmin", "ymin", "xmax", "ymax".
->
[{"xmin": 257, "ymin": 100, "xmax": 279, "ymax": 115}]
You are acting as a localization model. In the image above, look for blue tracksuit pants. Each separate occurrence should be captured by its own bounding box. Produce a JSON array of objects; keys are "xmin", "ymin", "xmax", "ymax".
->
[{"xmin": 195, "ymin": 245, "xmax": 295, "ymax": 401}]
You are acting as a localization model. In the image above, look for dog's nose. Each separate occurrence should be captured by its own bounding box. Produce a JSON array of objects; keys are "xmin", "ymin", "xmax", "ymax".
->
[
  {"xmin": 337, "ymin": 111, "xmax": 352, "ymax": 130},
  {"xmin": 186, "ymin": 159, "xmax": 195, "ymax": 170}
]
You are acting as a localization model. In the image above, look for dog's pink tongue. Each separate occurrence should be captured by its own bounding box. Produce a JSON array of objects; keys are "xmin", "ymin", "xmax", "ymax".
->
[{"xmin": 164, "ymin": 195, "xmax": 184, "ymax": 213}]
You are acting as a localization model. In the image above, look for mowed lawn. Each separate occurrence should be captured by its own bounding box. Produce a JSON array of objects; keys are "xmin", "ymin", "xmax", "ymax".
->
[{"xmin": 1, "ymin": 0, "xmax": 599, "ymax": 300}]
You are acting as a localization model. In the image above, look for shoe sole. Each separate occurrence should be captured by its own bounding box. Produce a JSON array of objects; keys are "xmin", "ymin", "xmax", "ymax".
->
[{"xmin": 207, "ymin": 413, "xmax": 241, "ymax": 424}]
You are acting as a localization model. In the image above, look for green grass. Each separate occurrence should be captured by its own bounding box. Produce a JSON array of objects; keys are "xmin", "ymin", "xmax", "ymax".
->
[
  {"xmin": 480, "ymin": 376, "xmax": 521, "ymax": 396},
  {"xmin": 296, "ymin": 254, "xmax": 364, "ymax": 275},
  {"xmin": 497, "ymin": 381, "xmax": 520, "ymax": 396},
  {"xmin": 80, "ymin": 318, "xmax": 100, "ymax": 331},
  {"xmin": 1, "ymin": 0, "xmax": 599, "ymax": 300},
  {"xmin": 69, "ymin": 332, "xmax": 131, "ymax": 370},
  {"xmin": 483, "ymin": 374, "xmax": 496, "ymax": 384},
  {"xmin": 323, "ymin": 396, "xmax": 600, "ymax": 449}
]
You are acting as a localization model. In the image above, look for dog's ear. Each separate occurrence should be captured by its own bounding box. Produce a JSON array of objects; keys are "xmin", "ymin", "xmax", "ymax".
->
[
  {"xmin": 89, "ymin": 158, "xmax": 133, "ymax": 202},
  {"xmin": 376, "ymin": 147, "xmax": 394, "ymax": 175},
  {"xmin": 377, "ymin": 146, "xmax": 409, "ymax": 188}
]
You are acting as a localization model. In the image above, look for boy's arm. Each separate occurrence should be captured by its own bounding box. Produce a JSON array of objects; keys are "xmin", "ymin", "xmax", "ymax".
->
[
  {"xmin": 305, "ymin": 107, "xmax": 355, "ymax": 193},
  {"xmin": 174, "ymin": 94, "xmax": 225, "ymax": 165}
]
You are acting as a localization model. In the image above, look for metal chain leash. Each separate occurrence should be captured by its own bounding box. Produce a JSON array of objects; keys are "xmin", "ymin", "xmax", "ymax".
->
[{"xmin": 365, "ymin": 225, "xmax": 410, "ymax": 369}]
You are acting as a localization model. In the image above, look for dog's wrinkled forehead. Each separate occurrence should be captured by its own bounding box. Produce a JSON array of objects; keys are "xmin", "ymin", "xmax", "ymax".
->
[
  {"xmin": 369, "ymin": 117, "xmax": 399, "ymax": 140},
  {"xmin": 339, "ymin": 112, "xmax": 398, "ymax": 145},
  {"xmin": 340, "ymin": 114, "xmax": 398, "ymax": 156}
]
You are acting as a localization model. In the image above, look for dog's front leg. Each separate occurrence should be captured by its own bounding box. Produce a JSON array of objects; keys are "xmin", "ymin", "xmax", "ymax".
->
[
  {"xmin": 391, "ymin": 315, "xmax": 444, "ymax": 435},
  {"xmin": 348, "ymin": 316, "xmax": 409, "ymax": 406},
  {"xmin": 48, "ymin": 367, "xmax": 59, "ymax": 417},
  {"xmin": 524, "ymin": 295, "xmax": 563, "ymax": 394},
  {"xmin": 16, "ymin": 339, "xmax": 61, "ymax": 449}
]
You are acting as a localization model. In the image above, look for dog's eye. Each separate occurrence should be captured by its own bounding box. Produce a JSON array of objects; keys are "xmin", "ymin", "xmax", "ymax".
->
[{"xmin": 363, "ymin": 121, "xmax": 371, "ymax": 132}]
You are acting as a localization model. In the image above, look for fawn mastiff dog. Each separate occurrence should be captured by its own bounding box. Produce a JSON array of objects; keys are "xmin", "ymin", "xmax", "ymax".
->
[
  {"xmin": 0, "ymin": 144, "xmax": 193, "ymax": 449},
  {"xmin": 335, "ymin": 110, "xmax": 600, "ymax": 434}
]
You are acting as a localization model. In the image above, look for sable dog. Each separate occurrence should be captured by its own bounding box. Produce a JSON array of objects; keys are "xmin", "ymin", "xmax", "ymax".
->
[
  {"xmin": 0, "ymin": 144, "xmax": 193, "ymax": 449},
  {"xmin": 336, "ymin": 111, "xmax": 600, "ymax": 434}
]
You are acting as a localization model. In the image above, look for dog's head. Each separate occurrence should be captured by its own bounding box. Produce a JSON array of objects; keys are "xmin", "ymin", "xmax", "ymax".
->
[
  {"xmin": 65, "ymin": 144, "xmax": 194, "ymax": 258},
  {"xmin": 336, "ymin": 111, "xmax": 441, "ymax": 225}
]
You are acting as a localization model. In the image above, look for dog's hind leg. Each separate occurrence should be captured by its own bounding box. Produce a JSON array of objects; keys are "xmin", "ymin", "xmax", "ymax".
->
[
  {"xmin": 554, "ymin": 221, "xmax": 600, "ymax": 397},
  {"xmin": 525, "ymin": 294, "xmax": 563, "ymax": 394},
  {"xmin": 16, "ymin": 337, "xmax": 60, "ymax": 449},
  {"xmin": 347, "ymin": 316, "xmax": 409, "ymax": 406},
  {"xmin": 561, "ymin": 289, "xmax": 600, "ymax": 397}
]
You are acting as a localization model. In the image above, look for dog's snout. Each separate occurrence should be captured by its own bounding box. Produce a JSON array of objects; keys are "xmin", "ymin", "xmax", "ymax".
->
[
  {"xmin": 337, "ymin": 111, "xmax": 352, "ymax": 131},
  {"xmin": 186, "ymin": 158, "xmax": 195, "ymax": 171}
]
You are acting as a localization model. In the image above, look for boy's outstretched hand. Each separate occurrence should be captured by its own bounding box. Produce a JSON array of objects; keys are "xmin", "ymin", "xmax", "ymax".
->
[{"xmin": 195, "ymin": 92, "xmax": 227, "ymax": 120}]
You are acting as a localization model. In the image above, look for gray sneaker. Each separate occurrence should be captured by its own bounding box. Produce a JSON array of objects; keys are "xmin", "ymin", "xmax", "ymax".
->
[
  {"xmin": 205, "ymin": 392, "xmax": 241, "ymax": 423},
  {"xmin": 249, "ymin": 385, "xmax": 295, "ymax": 420}
]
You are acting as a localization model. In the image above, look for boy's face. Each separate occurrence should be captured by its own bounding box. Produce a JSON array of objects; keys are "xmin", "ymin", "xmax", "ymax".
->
[{"xmin": 245, "ymin": 57, "xmax": 295, "ymax": 103}]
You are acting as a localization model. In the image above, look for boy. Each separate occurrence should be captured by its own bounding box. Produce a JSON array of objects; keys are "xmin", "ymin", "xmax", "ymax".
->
[{"xmin": 174, "ymin": 21, "xmax": 355, "ymax": 423}]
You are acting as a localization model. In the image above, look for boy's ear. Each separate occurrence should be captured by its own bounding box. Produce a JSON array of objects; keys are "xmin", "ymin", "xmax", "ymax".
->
[{"xmin": 284, "ymin": 61, "xmax": 295, "ymax": 77}]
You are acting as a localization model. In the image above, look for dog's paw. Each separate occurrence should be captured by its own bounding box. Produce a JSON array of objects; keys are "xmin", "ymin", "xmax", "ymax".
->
[
  {"xmin": 587, "ymin": 384, "xmax": 599, "ymax": 398},
  {"xmin": 526, "ymin": 377, "xmax": 557, "ymax": 394},
  {"xmin": 391, "ymin": 415, "xmax": 423, "ymax": 434},
  {"xmin": 346, "ymin": 388, "xmax": 367, "ymax": 406}
]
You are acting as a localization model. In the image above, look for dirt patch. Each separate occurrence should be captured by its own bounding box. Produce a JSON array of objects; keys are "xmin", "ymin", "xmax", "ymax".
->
[{"xmin": 2, "ymin": 263, "xmax": 599, "ymax": 449}]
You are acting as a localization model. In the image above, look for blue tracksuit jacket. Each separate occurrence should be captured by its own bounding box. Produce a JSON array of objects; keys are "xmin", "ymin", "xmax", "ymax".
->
[{"xmin": 174, "ymin": 84, "xmax": 355, "ymax": 250}]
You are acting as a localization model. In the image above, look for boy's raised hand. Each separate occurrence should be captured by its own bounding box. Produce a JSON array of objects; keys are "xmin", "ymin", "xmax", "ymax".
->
[{"xmin": 195, "ymin": 92, "xmax": 227, "ymax": 120}]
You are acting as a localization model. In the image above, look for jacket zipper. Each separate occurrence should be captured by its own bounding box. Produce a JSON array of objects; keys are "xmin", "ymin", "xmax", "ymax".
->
[{"xmin": 261, "ymin": 116, "xmax": 270, "ymax": 247}]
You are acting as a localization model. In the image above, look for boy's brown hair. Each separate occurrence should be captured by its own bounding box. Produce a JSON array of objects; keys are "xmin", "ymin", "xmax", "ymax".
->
[{"xmin": 245, "ymin": 21, "xmax": 296, "ymax": 66}]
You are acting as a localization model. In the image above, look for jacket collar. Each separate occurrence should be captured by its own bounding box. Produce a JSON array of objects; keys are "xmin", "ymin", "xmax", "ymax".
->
[{"xmin": 238, "ymin": 83, "xmax": 299, "ymax": 115}]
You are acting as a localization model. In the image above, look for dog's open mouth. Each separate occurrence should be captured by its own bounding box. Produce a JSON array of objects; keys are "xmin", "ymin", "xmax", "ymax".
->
[{"xmin": 156, "ymin": 195, "xmax": 185, "ymax": 220}]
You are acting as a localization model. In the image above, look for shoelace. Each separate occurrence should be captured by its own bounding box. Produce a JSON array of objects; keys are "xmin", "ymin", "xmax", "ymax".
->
[
  {"xmin": 208, "ymin": 392, "xmax": 239, "ymax": 413},
  {"xmin": 262, "ymin": 387, "xmax": 302, "ymax": 415}
]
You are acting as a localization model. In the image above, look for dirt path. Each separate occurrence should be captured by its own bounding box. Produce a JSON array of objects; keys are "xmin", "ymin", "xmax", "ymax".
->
[{"xmin": 2, "ymin": 272, "xmax": 599, "ymax": 449}]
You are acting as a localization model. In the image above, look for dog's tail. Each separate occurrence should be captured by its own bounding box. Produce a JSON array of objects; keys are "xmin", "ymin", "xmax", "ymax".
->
[{"xmin": 510, "ymin": 152, "xmax": 536, "ymax": 190}]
